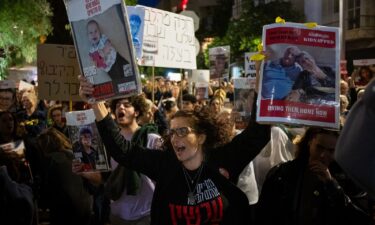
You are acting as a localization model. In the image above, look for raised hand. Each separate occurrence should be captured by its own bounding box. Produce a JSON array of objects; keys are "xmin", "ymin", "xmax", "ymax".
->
[
  {"xmin": 78, "ymin": 75, "xmax": 94, "ymax": 103},
  {"xmin": 309, "ymin": 160, "xmax": 332, "ymax": 183}
]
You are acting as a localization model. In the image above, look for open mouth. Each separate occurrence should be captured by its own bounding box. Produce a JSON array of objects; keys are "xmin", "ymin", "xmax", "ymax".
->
[
  {"xmin": 175, "ymin": 146, "xmax": 186, "ymax": 153},
  {"xmin": 117, "ymin": 112, "xmax": 125, "ymax": 118}
]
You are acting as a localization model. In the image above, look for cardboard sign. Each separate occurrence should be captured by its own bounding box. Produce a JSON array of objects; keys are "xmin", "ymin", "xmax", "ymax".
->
[{"xmin": 37, "ymin": 44, "xmax": 81, "ymax": 101}]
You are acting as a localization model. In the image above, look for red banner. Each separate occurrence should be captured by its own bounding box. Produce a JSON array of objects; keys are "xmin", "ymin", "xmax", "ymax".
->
[
  {"xmin": 265, "ymin": 27, "xmax": 336, "ymax": 48},
  {"xmin": 259, "ymin": 99, "xmax": 335, "ymax": 123}
]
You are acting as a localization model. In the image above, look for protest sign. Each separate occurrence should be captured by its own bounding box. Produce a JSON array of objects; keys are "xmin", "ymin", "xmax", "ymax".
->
[
  {"xmin": 195, "ymin": 82, "xmax": 209, "ymax": 100},
  {"xmin": 66, "ymin": 109, "xmax": 110, "ymax": 172},
  {"xmin": 167, "ymin": 72, "xmax": 182, "ymax": 81},
  {"xmin": 64, "ymin": 0, "xmax": 141, "ymax": 102},
  {"xmin": 191, "ymin": 70, "xmax": 209, "ymax": 83},
  {"xmin": 233, "ymin": 78, "xmax": 256, "ymax": 130},
  {"xmin": 352, "ymin": 58, "xmax": 375, "ymax": 88},
  {"xmin": 128, "ymin": 5, "xmax": 196, "ymax": 69},
  {"xmin": 257, "ymin": 22, "xmax": 340, "ymax": 129},
  {"xmin": 245, "ymin": 52, "xmax": 257, "ymax": 79},
  {"xmin": 37, "ymin": 44, "xmax": 80, "ymax": 101},
  {"xmin": 18, "ymin": 80, "xmax": 35, "ymax": 92},
  {"xmin": 127, "ymin": 6, "xmax": 145, "ymax": 60},
  {"xmin": 0, "ymin": 80, "xmax": 16, "ymax": 89},
  {"xmin": 209, "ymin": 46, "xmax": 230, "ymax": 80}
]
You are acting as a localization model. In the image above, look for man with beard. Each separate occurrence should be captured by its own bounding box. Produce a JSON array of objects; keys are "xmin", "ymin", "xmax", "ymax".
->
[{"xmin": 102, "ymin": 95, "xmax": 162, "ymax": 225}]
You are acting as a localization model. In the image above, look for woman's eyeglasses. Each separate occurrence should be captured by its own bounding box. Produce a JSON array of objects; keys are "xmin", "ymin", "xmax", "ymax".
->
[{"xmin": 168, "ymin": 127, "xmax": 195, "ymax": 137}]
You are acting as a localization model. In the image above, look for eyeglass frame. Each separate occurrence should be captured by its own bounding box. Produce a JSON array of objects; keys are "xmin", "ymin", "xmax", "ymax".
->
[{"xmin": 168, "ymin": 127, "xmax": 196, "ymax": 137}]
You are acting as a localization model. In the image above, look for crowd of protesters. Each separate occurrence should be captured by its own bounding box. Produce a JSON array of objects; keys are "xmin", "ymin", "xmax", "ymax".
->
[{"xmin": 0, "ymin": 63, "xmax": 374, "ymax": 225}]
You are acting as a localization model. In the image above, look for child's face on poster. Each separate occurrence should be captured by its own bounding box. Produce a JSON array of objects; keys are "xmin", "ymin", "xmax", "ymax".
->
[{"xmin": 87, "ymin": 23, "xmax": 100, "ymax": 45}]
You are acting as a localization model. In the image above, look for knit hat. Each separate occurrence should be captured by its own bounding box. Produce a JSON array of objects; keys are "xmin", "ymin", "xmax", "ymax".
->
[{"xmin": 335, "ymin": 78, "xmax": 375, "ymax": 197}]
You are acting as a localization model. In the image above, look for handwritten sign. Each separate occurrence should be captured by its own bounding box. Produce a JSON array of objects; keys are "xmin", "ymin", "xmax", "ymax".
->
[
  {"xmin": 37, "ymin": 44, "xmax": 81, "ymax": 101},
  {"xmin": 244, "ymin": 52, "xmax": 257, "ymax": 78},
  {"xmin": 128, "ymin": 5, "xmax": 196, "ymax": 69}
]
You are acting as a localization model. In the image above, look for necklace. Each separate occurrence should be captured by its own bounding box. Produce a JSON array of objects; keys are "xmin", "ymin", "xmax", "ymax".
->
[{"xmin": 182, "ymin": 164, "xmax": 204, "ymax": 205}]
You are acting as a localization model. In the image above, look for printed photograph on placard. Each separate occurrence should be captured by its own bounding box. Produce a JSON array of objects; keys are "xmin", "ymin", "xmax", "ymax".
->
[
  {"xmin": 66, "ymin": 109, "xmax": 110, "ymax": 173},
  {"xmin": 127, "ymin": 6, "xmax": 145, "ymax": 61},
  {"xmin": 352, "ymin": 59, "xmax": 375, "ymax": 88},
  {"xmin": 64, "ymin": 0, "xmax": 141, "ymax": 102},
  {"xmin": 195, "ymin": 82, "xmax": 209, "ymax": 100},
  {"xmin": 233, "ymin": 78, "xmax": 256, "ymax": 130},
  {"xmin": 244, "ymin": 52, "xmax": 257, "ymax": 78},
  {"xmin": 257, "ymin": 22, "xmax": 340, "ymax": 129},
  {"xmin": 209, "ymin": 46, "xmax": 230, "ymax": 80}
]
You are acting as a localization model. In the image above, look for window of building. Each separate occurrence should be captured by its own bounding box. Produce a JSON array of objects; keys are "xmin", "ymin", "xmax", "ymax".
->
[
  {"xmin": 334, "ymin": 0, "xmax": 339, "ymax": 13},
  {"xmin": 348, "ymin": 0, "xmax": 360, "ymax": 29},
  {"xmin": 232, "ymin": 0, "xmax": 243, "ymax": 19}
]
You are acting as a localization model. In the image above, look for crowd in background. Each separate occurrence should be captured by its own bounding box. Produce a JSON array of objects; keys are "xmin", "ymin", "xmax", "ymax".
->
[{"xmin": 0, "ymin": 65, "xmax": 374, "ymax": 225}]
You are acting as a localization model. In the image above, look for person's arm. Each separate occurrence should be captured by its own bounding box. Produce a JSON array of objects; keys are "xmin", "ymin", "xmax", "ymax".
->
[
  {"xmin": 0, "ymin": 166, "xmax": 34, "ymax": 224},
  {"xmin": 78, "ymin": 75, "xmax": 164, "ymax": 180},
  {"xmin": 211, "ymin": 93, "xmax": 271, "ymax": 183}
]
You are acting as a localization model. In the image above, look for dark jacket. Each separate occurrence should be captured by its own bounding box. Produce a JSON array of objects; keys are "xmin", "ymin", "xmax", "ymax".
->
[
  {"xmin": 97, "ymin": 114, "xmax": 270, "ymax": 225},
  {"xmin": 42, "ymin": 150, "xmax": 92, "ymax": 225},
  {"xmin": 0, "ymin": 166, "xmax": 34, "ymax": 225},
  {"xmin": 256, "ymin": 157, "xmax": 370, "ymax": 225}
]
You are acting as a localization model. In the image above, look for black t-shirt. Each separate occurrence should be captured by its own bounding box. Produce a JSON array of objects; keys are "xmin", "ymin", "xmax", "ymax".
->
[{"xmin": 158, "ymin": 166, "xmax": 247, "ymax": 225}]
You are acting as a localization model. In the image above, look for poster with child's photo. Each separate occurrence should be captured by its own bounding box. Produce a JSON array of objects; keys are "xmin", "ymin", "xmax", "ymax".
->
[
  {"xmin": 352, "ymin": 59, "xmax": 375, "ymax": 88},
  {"xmin": 66, "ymin": 109, "xmax": 110, "ymax": 173},
  {"xmin": 64, "ymin": 0, "xmax": 141, "ymax": 102},
  {"xmin": 257, "ymin": 22, "xmax": 340, "ymax": 129}
]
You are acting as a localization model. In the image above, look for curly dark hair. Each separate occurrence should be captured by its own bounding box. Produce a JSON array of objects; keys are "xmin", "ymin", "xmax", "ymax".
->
[
  {"xmin": 110, "ymin": 95, "xmax": 149, "ymax": 119},
  {"xmin": 0, "ymin": 111, "xmax": 18, "ymax": 144},
  {"xmin": 165, "ymin": 108, "xmax": 221, "ymax": 151}
]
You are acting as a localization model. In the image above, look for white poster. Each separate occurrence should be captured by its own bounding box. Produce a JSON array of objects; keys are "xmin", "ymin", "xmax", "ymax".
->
[
  {"xmin": 257, "ymin": 22, "xmax": 340, "ymax": 129},
  {"xmin": 233, "ymin": 78, "xmax": 256, "ymax": 129},
  {"xmin": 191, "ymin": 69, "xmax": 210, "ymax": 83},
  {"xmin": 245, "ymin": 52, "xmax": 257, "ymax": 79},
  {"xmin": 209, "ymin": 46, "xmax": 230, "ymax": 80},
  {"xmin": 66, "ymin": 109, "xmax": 110, "ymax": 172},
  {"xmin": 131, "ymin": 5, "xmax": 196, "ymax": 69},
  {"xmin": 64, "ymin": 0, "xmax": 141, "ymax": 102}
]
